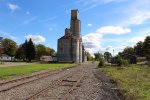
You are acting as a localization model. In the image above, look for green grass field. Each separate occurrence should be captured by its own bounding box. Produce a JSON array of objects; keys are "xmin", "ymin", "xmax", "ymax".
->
[
  {"xmin": 0, "ymin": 63, "xmax": 75, "ymax": 79},
  {"xmin": 101, "ymin": 65, "xmax": 150, "ymax": 100}
]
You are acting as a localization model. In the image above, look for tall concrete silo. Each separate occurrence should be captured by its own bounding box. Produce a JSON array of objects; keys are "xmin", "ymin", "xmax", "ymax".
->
[
  {"xmin": 57, "ymin": 9, "xmax": 84, "ymax": 63},
  {"xmin": 72, "ymin": 39, "xmax": 79, "ymax": 63}
]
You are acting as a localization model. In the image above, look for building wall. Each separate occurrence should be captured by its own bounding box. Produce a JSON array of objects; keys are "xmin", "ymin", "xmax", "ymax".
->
[
  {"xmin": 57, "ymin": 38, "xmax": 82, "ymax": 63},
  {"xmin": 57, "ymin": 39, "xmax": 72, "ymax": 62},
  {"xmin": 72, "ymin": 39, "xmax": 79, "ymax": 63},
  {"xmin": 57, "ymin": 9, "xmax": 83, "ymax": 63},
  {"xmin": 79, "ymin": 40, "xmax": 82, "ymax": 63}
]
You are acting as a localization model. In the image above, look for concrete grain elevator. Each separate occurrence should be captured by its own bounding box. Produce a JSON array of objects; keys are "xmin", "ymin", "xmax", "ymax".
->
[{"xmin": 57, "ymin": 9, "xmax": 85, "ymax": 63}]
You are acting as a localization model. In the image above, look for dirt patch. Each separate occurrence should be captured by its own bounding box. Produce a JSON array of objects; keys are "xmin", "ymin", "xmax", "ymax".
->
[{"xmin": 94, "ymin": 69, "xmax": 125, "ymax": 100}]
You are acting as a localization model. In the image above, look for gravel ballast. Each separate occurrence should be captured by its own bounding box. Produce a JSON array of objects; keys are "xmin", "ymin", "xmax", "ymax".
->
[{"xmin": 0, "ymin": 62, "xmax": 124, "ymax": 100}]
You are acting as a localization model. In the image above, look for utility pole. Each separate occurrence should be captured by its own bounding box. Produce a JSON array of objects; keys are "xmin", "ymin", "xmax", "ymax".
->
[
  {"xmin": 113, "ymin": 49, "xmax": 114, "ymax": 57},
  {"xmin": 113, "ymin": 49, "xmax": 115, "ymax": 64}
]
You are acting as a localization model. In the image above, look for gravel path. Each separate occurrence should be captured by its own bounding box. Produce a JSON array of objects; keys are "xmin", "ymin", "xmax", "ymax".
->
[{"xmin": 0, "ymin": 62, "xmax": 124, "ymax": 100}]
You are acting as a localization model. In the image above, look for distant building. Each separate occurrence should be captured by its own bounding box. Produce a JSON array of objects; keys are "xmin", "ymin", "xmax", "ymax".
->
[
  {"xmin": 57, "ymin": 9, "xmax": 85, "ymax": 63},
  {"xmin": 0, "ymin": 54, "xmax": 15, "ymax": 61},
  {"xmin": 40, "ymin": 56, "xmax": 52, "ymax": 62},
  {"xmin": 52, "ymin": 56, "xmax": 58, "ymax": 62},
  {"xmin": 136, "ymin": 57, "xmax": 146, "ymax": 62}
]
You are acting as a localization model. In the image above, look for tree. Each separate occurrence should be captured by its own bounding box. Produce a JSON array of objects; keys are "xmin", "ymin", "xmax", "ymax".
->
[
  {"xmin": 94, "ymin": 52, "xmax": 103, "ymax": 61},
  {"xmin": 22, "ymin": 39, "xmax": 28, "ymax": 59},
  {"xmin": 45, "ymin": 47, "xmax": 56, "ymax": 56},
  {"xmin": 36, "ymin": 44, "xmax": 47, "ymax": 59},
  {"xmin": 85, "ymin": 51, "xmax": 93, "ymax": 61},
  {"xmin": 15, "ymin": 40, "xmax": 28, "ymax": 61},
  {"xmin": 123, "ymin": 46, "xmax": 135, "ymax": 55},
  {"xmin": 134, "ymin": 41, "xmax": 144, "ymax": 57},
  {"xmin": 15, "ymin": 46, "xmax": 22, "ymax": 59},
  {"xmin": 143, "ymin": 36, "xmax": 150, "ymax": 61},
  {"xmin": 49, "ymin": 48, "xmax": 55, "ymax": 56},
  {"xmin": 2, "ymin": 38, "xmax": 17, "ymax": 57},
  {"xmin": 26, "ymin": 38, "xmax": 35, "ymax": 62},
  {"xmin": 0, "ymin": 48, "xmax": 3, "ymax": 56},
  {"xmin": 15, "ymin": 45, "xmax": 26, "ymax": 60},
  {"xmin": 104, "ymin": 52, "xmax": 112, "ymax": 62}
]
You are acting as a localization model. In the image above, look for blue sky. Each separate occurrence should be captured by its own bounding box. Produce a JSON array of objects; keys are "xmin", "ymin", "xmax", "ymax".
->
[{"xmin": 0, "ymin": 0, "xmax": 150, "ymax": 55}]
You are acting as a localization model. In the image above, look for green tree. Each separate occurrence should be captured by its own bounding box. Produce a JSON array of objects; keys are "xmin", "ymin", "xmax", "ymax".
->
[
  {"xmin": 104, "ymin": 52, "xmax": 112, "ymax": 62},
  {"xmin": 36, "ymin": 44, "xmax": 47, "ymax": 59},
  {"xmin": 85, "ymin": 51, "xmax": 93, "ymax": 61},
  {"xmin": 15, "ymin": 45, "xmax": 26, "ymax": 60},
  {"xmin": 15, "ymin": 40, "xmax": 28, "ymax": 61},
  {"xmin": 23, "ymin": 40, "xmax": 28, "ymax": 59},
  {"xmin": 123, "ymin": 46, "xmax": 135, "ymax": 55},
  {"xmin": 0, "ymin": 48, "xmax": 3, "ymax": 56},
  {"xmin": 49, "ymin": 48, "xmax": 55, "ymax": 56},
  {"xmin": 15, "ymin": 46, "xmax": 22, "ymax": 59},
  {"xmin": 94, "ymin": 52, "xmax": 103, "ymax": 61},
  {"xmin": 2, "ymin": 38, "xmax": 17, "ymax": 57},
  {"xmin": 143, "ymin": 36, "xmax": 150, "ymax": 61},
  {"xmin": 134, "ymin": 41, "xmax": 144, "ymax": 57},
  {"xmin": 26, "ymin": 38, "xmax": 35, "ymax": 62},
  {"xmin": 122, "ymin": 46, "xmax": 135, "ymax": 60}
]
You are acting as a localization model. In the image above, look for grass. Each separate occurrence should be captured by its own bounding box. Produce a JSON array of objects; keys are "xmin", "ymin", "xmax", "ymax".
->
[
  {"xmin": 0, "ymin": 63, "xmax": 75, "ymax": 79},
  {"xmin": 101, "ymin": 65, "xmax": 150, "ymax": 100}
]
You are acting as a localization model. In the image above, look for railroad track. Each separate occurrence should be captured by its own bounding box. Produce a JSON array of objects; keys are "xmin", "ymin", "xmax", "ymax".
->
[
  {"xmin": 63, "ymin": 74, "xmax": 84, "ymax": 100},
  {"xmin": 26, "ymin": 72, "xmax": 84, "ymax": 100},
  {"xmin": 0, "ymin": 67, "xmax": 71, "ymax": 93},
  {"xmin": 0, "ymin": 71, "xmax": 51, "ymax": 86}
]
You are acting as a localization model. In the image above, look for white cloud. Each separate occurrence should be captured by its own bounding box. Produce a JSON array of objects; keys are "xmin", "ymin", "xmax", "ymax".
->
[
  {"xmin": 129, "ymin": 11, "xmax": 150, "ymax": 25},
  {"xmin": 25, "ymin": 35, "xmax": 46, "ymax": 43},
  {"xmin": 0, "ymin": 30, "xmax": 16, "ymax": 39},
  {"xmin": 82, "ymin": 25, "xmax": 131, "ymax": 55},
  {"xmin": 81, "ymin": 4, "xmax": 97, "ymax": 12},
  {"xmin": 8, "ymin": 3, "xmax": 19, "ymax": 12},
  {"xmin": 128, "ymin": 36, "xmax": 145, "ymax": 43},
  {"xmin": 96, "ymin": 26, "xmax": 131, "ymax": 35},
  {"xmin": 26, "ymin": 11, "xmax": 30, "ymax": 15},
  {"xmin": 103, "ymin": 45, "xmax": 127, "ymax": 56},
  {"xmin": 113, "ymin": 46, "xmax": 126, "ymax": 55},
  {"xmin": 82, "ymin": 32, "xmax": 103, "ymax": 56},
  {"xmin": 78, "ymin": 0, "xmax": 125, "ymax": 12},
  {"xmin": 88, "ymin": 23, "xmax": 92, "ymax": 27},
  {"xmin": 102, "ymin": 0, "xmax": 125, "ymax": 4},
  {"xmin": 49, "ymin": 28, "xmax": 53, "ymax": 31},
  {"xmin": 80, "ymin": 0, "xmax": 124, "ymax": 6},
  {"xmin": 39, "ymin": 16, "xmax": 58, "ymax": 23},
  {"xmin": 83, "ymin": 32, "xmax": 103, "ymax": 49},
  {"xmin": 22, "ymin": 17, "xmax": 37, "ymax": 25}
]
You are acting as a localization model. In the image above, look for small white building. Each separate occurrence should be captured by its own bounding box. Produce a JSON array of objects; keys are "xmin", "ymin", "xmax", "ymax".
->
[{"xmin": 0, "ymin": 54, "xmax": 14, "ymax": 61}]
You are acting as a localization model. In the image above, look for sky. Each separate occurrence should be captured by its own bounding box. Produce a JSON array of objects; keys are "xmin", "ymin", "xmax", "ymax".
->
[{"xmin": 0, "ymin": 0, "xmax": 150, "ymax": 56}]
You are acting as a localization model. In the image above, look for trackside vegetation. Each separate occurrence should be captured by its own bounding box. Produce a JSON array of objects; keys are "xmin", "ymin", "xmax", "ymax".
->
[
  {"xmin": 101, "ymin": 65, "xmax": 150, "ymax": 100},
  {"xmin": 0, "ymin": 63, "xmax": 75, "ymax": 79}
]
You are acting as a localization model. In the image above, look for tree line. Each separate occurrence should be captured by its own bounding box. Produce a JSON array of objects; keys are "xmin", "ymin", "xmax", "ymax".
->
[
  {"xmin": 0, "ymin": 38, "xmax": 55, "ymax": 62},
  {"xmin": 118, "ymin": 36, "xmax": 150, "ymax": 62},
  {"xmin": 93, "ymin": 36, "xmax": 150, "ymax": 64}
]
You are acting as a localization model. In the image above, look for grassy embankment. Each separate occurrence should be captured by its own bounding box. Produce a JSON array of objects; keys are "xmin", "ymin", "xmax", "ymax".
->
[
  {"xmin": 0, "ymin": 63, "xmax": 75, "ymax": 79},
  {"xmin": 101, "ymin": 65, "xmax": 150, "ymax": 100}
]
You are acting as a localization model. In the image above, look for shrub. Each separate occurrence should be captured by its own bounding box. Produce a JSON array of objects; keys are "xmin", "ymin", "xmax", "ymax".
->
[
  {"xmin": 117, "ymin": 57, "xmax": 129, "ymax": 67},
  {"xmin": 98, "ymin": 58, "xmax": 104, "ymax": 68}
]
